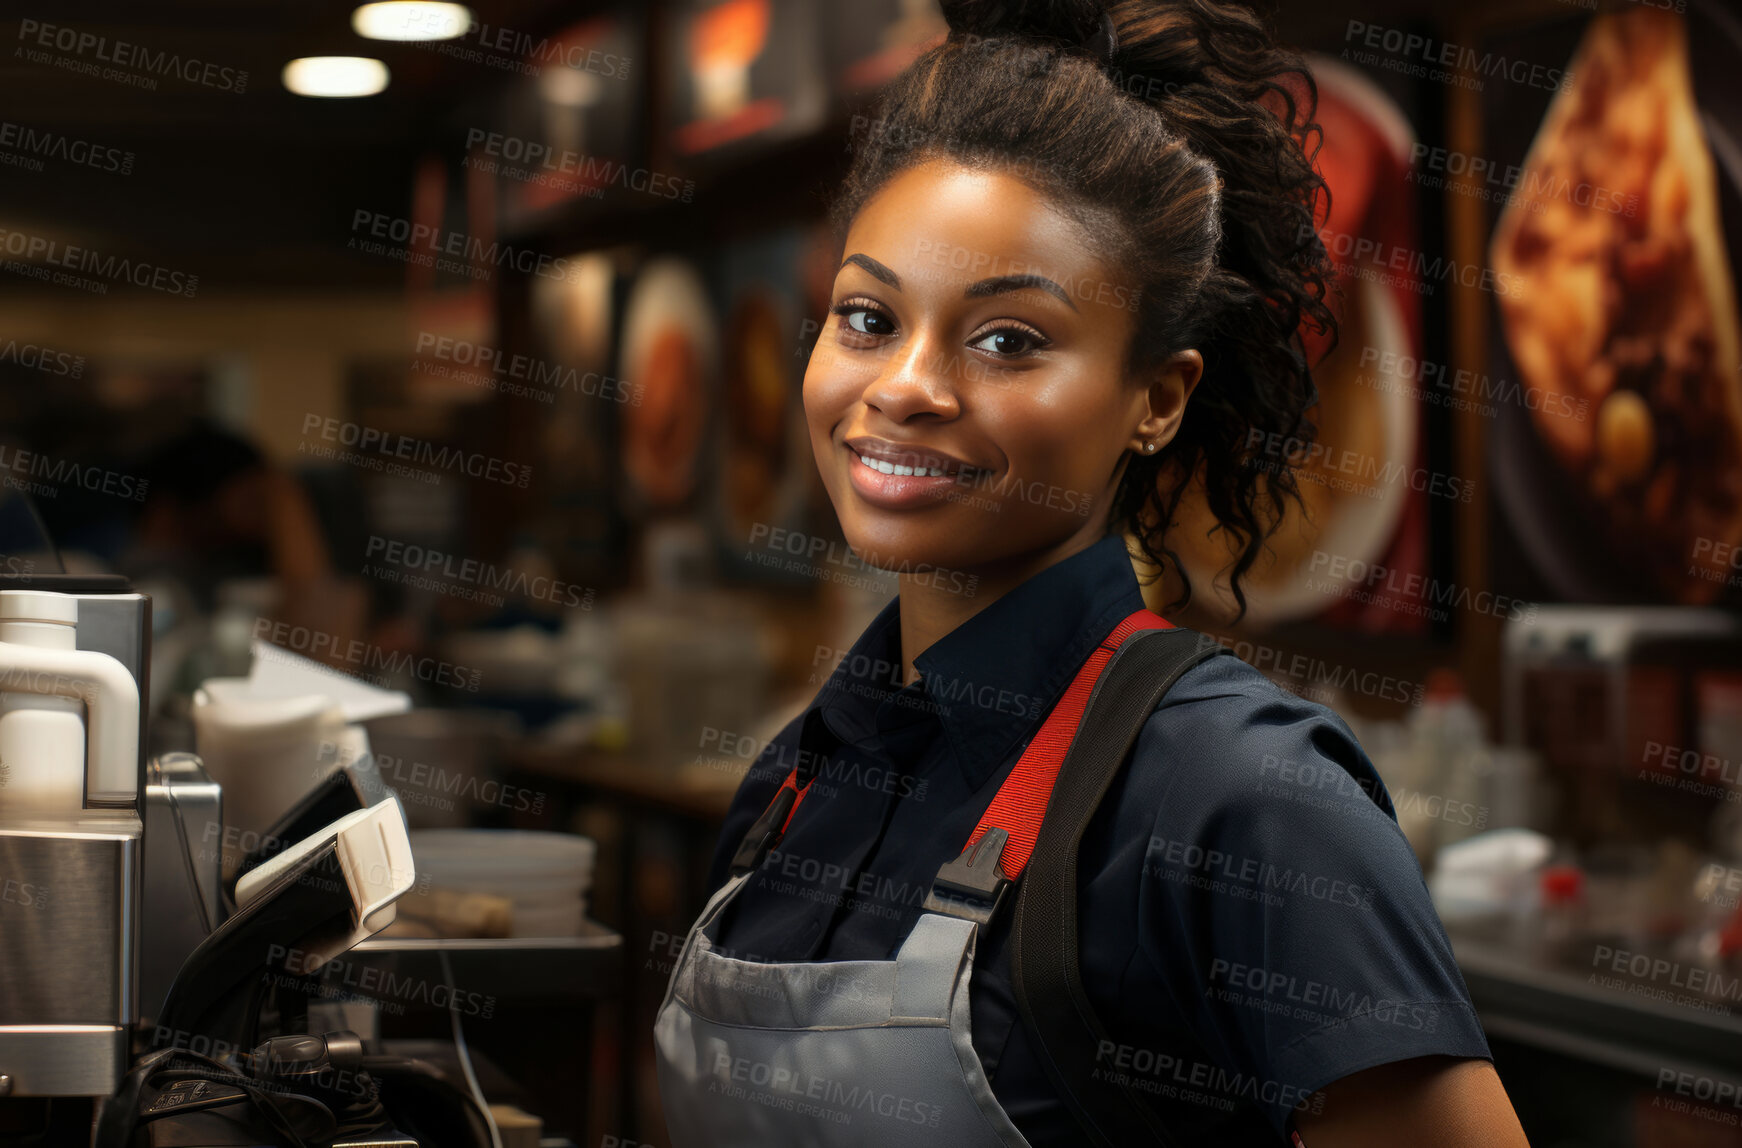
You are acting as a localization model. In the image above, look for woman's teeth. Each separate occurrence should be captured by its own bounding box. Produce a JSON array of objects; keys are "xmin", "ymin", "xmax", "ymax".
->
[{"xmin": 855, "ymin": 450, "xmax": 955, "ymax": 478}]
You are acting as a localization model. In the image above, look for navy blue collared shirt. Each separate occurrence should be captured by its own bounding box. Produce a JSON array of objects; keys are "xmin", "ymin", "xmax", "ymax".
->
[{"xmin": 705, "ymin": 534, "xmax": 1491, "ymax": 1145}]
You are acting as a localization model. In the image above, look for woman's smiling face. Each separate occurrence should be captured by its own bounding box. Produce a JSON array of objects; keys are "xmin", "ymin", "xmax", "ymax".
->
[{"xmin": 804, "ymin": 158, "xmax": 1185, "ymax": 580}]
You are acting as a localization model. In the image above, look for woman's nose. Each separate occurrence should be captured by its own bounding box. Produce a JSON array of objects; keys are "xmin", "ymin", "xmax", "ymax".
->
[{"xmin": 861, "ymin": 329, "xmax": 962, "ymax": 423}]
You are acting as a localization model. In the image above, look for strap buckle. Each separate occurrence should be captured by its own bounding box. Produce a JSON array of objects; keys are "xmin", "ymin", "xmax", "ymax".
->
[
  {"xmin": 728, "ymin": 783, "xmax": 799, "ymax": 877},
  {"xmin": 923, "ymin": 826, "xmax": 1012, "ymax": 925}
]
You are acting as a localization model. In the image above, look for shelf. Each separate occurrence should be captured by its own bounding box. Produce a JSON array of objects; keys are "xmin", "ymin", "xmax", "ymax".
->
[
  {"xmin": 343, "ymin": 920, "xmax": 623, "ymax": 1006},
  {"xmin": 1453, "ymin": 933, "xmax": 1742, "ymax": 1080}
]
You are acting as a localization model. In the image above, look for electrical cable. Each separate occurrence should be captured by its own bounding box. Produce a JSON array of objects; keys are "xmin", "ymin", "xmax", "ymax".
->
[
  {"xmin": 97, "ymin": 1047, "xmax": 317, "ymax": 1148},
  {"xmin": 161, "ymin": 763, "xmax": 214, "ymax": 936},
  {"xmin": 438, "ymin": 947, "xmax": 502, "ymax": 1148},
  {"xmin": 362, "ymin": 1056, "xmax": 500, "ymax": 1147}
]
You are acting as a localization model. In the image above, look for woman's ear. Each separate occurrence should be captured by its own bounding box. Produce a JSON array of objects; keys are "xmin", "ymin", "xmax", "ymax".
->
[{"xmin": 1127, "ymin": 349, "xmax": 1204, "ymax": 453}]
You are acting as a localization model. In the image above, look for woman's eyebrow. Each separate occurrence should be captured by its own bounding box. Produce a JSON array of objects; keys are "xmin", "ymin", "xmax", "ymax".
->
[
  {"xmin": 965, "ymin": 273, "xmax": 1077, "ymax": 311},
  {"xmin": 840, "ymin": 253, "xmax": 901, "ymax": 287}
]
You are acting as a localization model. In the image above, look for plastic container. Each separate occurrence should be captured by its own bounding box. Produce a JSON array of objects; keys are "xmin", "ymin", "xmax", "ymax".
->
[{"xmin": 192, "ymin": 678, "xmax": 346, "ymax": 842}]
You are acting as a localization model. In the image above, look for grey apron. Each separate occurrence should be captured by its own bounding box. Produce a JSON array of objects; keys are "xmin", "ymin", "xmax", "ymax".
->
[{"xmin": 654, "ymin": 869, "xmax": 1032, "ymax": 1147}]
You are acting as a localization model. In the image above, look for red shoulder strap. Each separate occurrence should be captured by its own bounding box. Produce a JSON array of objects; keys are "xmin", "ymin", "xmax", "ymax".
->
[
  {"xmin": 735, "ymin": 606, "xmax": 1170, "ymax": 879},
  {"xmin": 964, "ymin": 607, "xmax": 1171, "ymax": 879}
]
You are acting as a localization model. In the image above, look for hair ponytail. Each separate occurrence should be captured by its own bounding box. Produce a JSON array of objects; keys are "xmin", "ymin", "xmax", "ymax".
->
[{"xmin": 835, "ymin": 0, "xmax": 1336, "ymax": 618}]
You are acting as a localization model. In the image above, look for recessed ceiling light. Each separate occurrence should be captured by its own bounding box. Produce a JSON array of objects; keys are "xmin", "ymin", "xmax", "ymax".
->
[
  {"xmin": 351, "ymin": 2, "xmax": 473, "ymax": 42},
  {"xmin": 282, "ymin": 56, "xmax": 390, "ymax": 98}
]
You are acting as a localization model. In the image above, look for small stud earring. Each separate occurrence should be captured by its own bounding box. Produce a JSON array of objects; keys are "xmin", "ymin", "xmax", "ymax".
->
[{"xmin": 1143, "ymin": 442, "xmax": 1156, "ymax": 453}]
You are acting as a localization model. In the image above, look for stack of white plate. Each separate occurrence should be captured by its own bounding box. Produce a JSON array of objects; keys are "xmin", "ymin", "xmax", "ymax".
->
[{"xmin": 409, "ymin": 829, "xmax": 596, "ymax": 938}]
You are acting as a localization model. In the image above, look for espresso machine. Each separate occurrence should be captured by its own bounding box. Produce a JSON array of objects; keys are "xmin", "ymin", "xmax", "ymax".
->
[
  {"xmin": 0, "ymin": 578, "xmax": 445, "ymax": 1147},
  {"xmin": 0, "ymin": 496, "xmax": 608, "ymax": 1146},
  {"xmin": 0, "ymin": 576, "xmax": 152, "ymax": 1109}
]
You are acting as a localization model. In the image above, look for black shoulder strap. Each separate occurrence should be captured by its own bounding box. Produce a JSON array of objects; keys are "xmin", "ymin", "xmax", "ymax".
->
[{"xmin": 1011, "ymin": 625, "xmax": 1229, "ymax": 1148}]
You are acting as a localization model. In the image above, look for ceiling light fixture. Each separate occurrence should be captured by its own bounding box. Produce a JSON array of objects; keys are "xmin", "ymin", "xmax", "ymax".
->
[
  {"xmin": 351, "ymin": 2, "xmax": 473, "ymax": 42},
  {"xmin": 282, "ymin": 56, "xmax": 390, "ymax": 98}
]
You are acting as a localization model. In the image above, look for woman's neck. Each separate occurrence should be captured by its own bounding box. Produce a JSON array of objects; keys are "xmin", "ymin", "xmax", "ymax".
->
[{"xmin": 892, "ymin": 525, "xmax": 1110, "ymax": 688}]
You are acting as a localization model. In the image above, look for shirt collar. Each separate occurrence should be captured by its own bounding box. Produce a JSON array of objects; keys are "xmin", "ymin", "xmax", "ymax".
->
[{"xmin": 812, "ymin": 533, "xmax": 1147, "ymax": 791}]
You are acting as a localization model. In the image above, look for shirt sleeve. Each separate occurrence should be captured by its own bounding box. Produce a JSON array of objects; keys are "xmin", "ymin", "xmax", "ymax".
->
[{"xmin": 1133, "ymin": 657, "xmax": 1492, "ymax": 1138}]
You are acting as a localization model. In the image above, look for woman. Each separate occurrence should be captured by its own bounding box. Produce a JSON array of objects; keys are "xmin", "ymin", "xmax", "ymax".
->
[{"xmin": 655, "ymin": 1, "xmax": 1531, "ymax": 1144}]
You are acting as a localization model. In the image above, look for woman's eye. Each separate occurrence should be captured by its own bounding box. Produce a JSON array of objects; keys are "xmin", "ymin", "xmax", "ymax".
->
[
  {"xmin": 967, "ymin": 326, "xmax": 1046, "ymax": 356},
  {"xmin": 832, "ymin": 302, "xmax": 895, "ymax": 337}
]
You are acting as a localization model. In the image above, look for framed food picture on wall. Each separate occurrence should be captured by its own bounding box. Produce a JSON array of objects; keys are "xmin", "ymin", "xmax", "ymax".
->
[
  {"xmin": 618, "ymin": 256, "xmax": 718, "ymax": 518},
  {"xmin": 1484, "ymin": 0, "xmax": 1742, "ymax": 606},
  {"xmin": 663, "ymin": 0, "xmax": 828, "ymax": 164},
  {"xmin": 483, "ymin": 13, "xmax": 644, "ymax": 232},
  {"xmin": 704, "ymin": 227, "xmax": 817, "ymax": 583}
]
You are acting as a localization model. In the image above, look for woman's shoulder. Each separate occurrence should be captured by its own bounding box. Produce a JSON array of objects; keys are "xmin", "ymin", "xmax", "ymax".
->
[{"xmin": 1126, "ymin": 648, "xmax": 1398, "ymax": 831}]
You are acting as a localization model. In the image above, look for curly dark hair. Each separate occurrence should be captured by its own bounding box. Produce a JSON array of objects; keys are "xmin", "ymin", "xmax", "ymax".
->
[{"xmin": 831, "ymin": 0, "xmax": 1336, "ymax": 618}]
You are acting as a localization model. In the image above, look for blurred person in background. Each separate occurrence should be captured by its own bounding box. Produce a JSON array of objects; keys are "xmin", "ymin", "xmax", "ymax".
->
[{"xmin": 126, "ymin": 418, "xmax": 367, "ymax": 682}]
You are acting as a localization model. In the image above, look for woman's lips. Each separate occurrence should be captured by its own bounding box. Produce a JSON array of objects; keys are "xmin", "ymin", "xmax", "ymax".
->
[{"xmin": 844, "ymin": 444, "xmax": 980, "ymax": 510}]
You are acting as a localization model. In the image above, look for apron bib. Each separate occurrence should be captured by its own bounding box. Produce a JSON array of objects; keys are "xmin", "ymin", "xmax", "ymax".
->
[{"xmin": 654, "ymin": 608, "xmax": 1173, "ymax": 1147}]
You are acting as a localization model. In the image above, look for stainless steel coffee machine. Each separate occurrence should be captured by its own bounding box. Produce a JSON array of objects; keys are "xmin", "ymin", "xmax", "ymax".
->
[{"xmin": 0, "ymin": 575, "xmax": 151, "ymax": 1101}]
